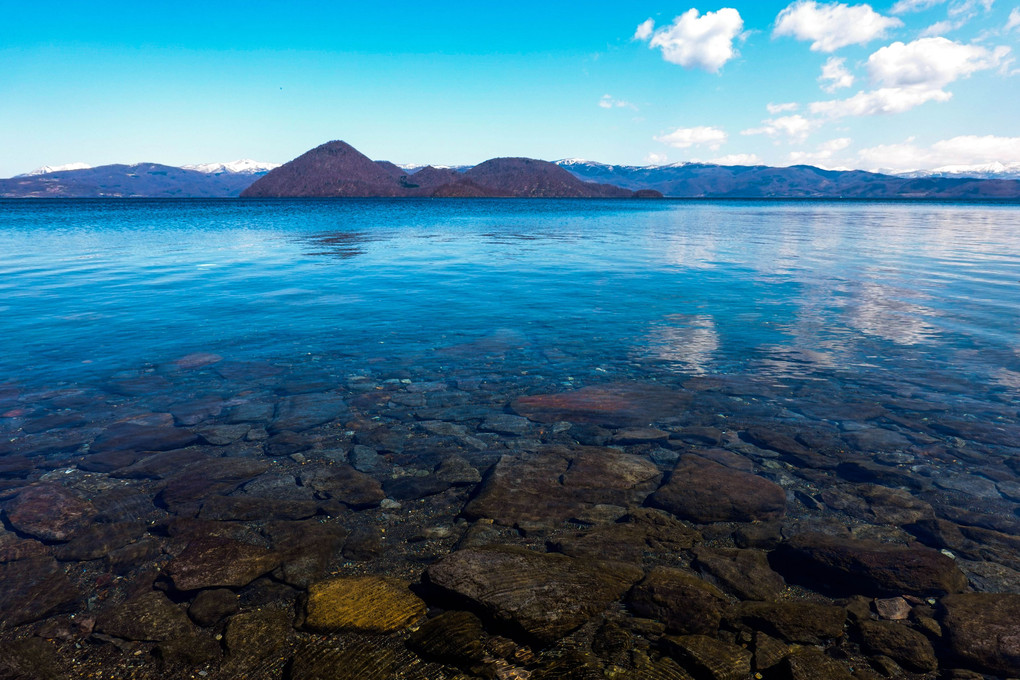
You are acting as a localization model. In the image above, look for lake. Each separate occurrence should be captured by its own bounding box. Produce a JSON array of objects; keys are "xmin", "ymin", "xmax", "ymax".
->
[{"xmin": 1, "ymin": 198, "xmax": 1019, "ymax": 678}]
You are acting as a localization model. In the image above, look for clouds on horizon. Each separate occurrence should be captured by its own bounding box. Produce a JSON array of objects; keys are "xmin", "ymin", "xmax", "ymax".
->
[{"xmin": 655, "ymin": 126, "xmax": 729, "ymax": 149}]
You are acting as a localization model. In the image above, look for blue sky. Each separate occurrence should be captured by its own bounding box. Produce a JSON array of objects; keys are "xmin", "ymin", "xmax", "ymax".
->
[{"xmin": 1, "ymin": 1, "xmax": 1017, "ymax": 176}]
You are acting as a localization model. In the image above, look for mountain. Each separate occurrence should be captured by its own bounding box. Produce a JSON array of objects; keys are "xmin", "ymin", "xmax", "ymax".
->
[
  {"xmin": 18, "ymin": 162, "xmax": 92, "ymax": 176},
  {"xmin": 896, "ymin": 162, "xmax": 1020, "ymax": 181},
  {"xmin": 241, "ymin": 141, "xmax": 640, "ymax": 198},
  {"xmin": 555, "ymin": 160, "xmax": 1020, "ymax": 199},
  {"xmin": 182, "ymin": 159, "xmax": 280, "ymax": 175},
  {"xmin": 1, "ymin": 159, "xmax": 279, "ymax": 198},
  {"xmin": 0, "ymin": 163, "xmax": 267, "ymax": 198}
]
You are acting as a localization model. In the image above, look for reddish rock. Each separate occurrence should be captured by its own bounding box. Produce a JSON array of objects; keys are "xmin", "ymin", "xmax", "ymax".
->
[
  {"xmin": 298, "ymin": 464, "xmax": 384, "ymax": 509},
  {"xmin": 164, "ymin": 536, "xmax": 282, "ymax": 591},
  {"xmin": 158, "ymin": 457, "xmax": 270, "ymax": 510},
  {"xmin": 511, "ymin": 382, "xmax": 690, "ymax": 427},
  {"xmin": 3, "ymin": 483, "xmax": 96, "ymax": 542},
  {"xmin": 647, "ymin": 455, "xmax": 786, "ymax": 523}
]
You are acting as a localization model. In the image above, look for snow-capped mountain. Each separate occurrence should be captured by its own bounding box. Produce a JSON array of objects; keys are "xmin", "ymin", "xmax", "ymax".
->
[
  {"xmin": 896, "ymin": 162, "xmax": 1020, "ymax": 180},
  {"xmin": 182, "ymin": 160, "xmax": 280, "ymax": 175},
  {"xmin": 396, "ymin": 163, "xmax": 472, "ymax": 173},
  {"xmin": 18, "ymin": 162, "xmax": 92, "ymax": 177}
]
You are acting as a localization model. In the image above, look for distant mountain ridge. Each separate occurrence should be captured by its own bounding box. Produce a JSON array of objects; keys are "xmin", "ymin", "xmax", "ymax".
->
[
  {"xmin": 1, "ymin": 161, "xmax": 278, "ymax": 198},
  {"xmin": 240, "ymin": 141, "xmax": 639, "ymax": 198},
  {"xmin": 554, "ymin": 160, "xmax": 1020, "ymax": 199},
  {"xmin": 3, "ymin": 147, "xmax": 1019, "ymax": 198}
]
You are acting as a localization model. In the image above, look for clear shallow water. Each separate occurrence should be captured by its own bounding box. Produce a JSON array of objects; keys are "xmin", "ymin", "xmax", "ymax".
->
[
  {"xmin": 2, "ymin": 199, "xmax": 1019, "ymax": 393},
  {"xmin": 3, "ymin": 198, "xmax": 1020, "ymax": 677}
]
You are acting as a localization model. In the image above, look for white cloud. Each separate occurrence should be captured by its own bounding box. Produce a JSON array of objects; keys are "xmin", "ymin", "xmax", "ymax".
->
[
  {"xmin": 811, "ymin": 86, "xmax": 952, "ymax": 115},
  {"xmin": 655, "ymin": 126, "xmax": 729, "ymax": 149},
  {"xmin": 820, "ymin": 56, "xmax": 855, "ymax": 91},
  {"xmin": 599, "ymin": 94, "xmax": 637, "ymax": 110},
  {"xmin": 811, "ymin": 37, "xmax": 1011, "ymax": 116},
  {"xmin": 707, "ymin": 153, "xmax": 764, "ymax": 165},
  {"xmin": 1007, "ymin": 7, "xmax": 1020, "ymax": 31},
  {"xmin": 638, "ymin": 8, "xmax": 745, "ymax": 73},
  {"xmin": 767, "ymin": 101, "xmax": 800, "ymax": 113},
  {"xmin": 921, "ymin": 19, "xmax": 960, "ymax": 36},
  {"xmin": 634, "ymin": 18, "xmax": 655, "ymax": 41},
  {"xmin": 644, "ymin": 152, "xmax": 669, "ymax": 165},
  {"xmin": 868, "ymin": 37, "xmax": 1009, "ymax": 88},
  {"xmin": 788, "ymin": 137, "xmax": 853, "ymax": 166},
  {"xmin": 857, "ymin": 134, "xmax": 1020, "ymax": 171},
  {"xmin": 773, "ymin": 1, "xmax": 903, "ymax": 52},
  {"xmin": 741, "ymin": 114, "xmax": 820, "ymax": 140}
]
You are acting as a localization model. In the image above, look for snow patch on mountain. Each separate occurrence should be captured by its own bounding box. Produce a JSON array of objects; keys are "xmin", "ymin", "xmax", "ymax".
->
[
  {"xmin": 19, "ymin": 162, "xmax": 92, "ymax": 176},
  {"xmin": 183, "ymin": 160, "xmax": 280, "ymax": 175},
  {"xmin": 897, "ymin": 162, "xmax": 1020, "ymax": 180}
]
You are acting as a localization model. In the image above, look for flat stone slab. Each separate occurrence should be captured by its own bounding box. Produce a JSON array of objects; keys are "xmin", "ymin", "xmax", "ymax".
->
[
  {"xmin": 463, "ymin": 446, "xmax": 660, "ymax": 528},
  {"xmin": 771, "ymin": 532, "xmax": 967, "ymax": 597},
  {"xmin": 648, "ymin": 455, "xmax": 786, "ymax": 523},
  {"xmin": 511, "ymin": 382, "xmax": 690, "ymax": 427},
  {"xmin": 3, "ymin": 483, "xmax": 96, "ymax": 542},
  {"xmin": 164, "ymin": 536, "xmax": 282, "ymax": 591},
  {"xmin": 304, "ymin": 576, "xmax": 426, "ymax": 633},
  {"xmin": 426, "ymin": 546, "xmax": 641, "ymax": 642},
  {"xmin": 941, "ymin": 593, "xmax": 1020, "ymax": 676}
]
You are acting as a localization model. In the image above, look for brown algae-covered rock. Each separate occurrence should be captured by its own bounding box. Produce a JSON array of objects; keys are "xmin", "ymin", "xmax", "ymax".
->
[
  {"xmin": 647, "ymin": 455, "xmax": 786, "ymax": 523},
  {"xmin": 627, "ymin": 567, "xmax": 729, "ymax": 636},
  {"xmin": 304, "ymin": 575, "xmax": 426, "ymax": 633}
]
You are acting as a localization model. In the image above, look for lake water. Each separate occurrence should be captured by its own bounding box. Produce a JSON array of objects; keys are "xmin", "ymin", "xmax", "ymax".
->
[{"xmin": 1, "ymin": 198, "xmax": 1019, "ymax": 678}]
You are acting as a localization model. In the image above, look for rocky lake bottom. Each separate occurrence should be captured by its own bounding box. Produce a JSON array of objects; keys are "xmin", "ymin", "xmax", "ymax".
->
[{"xmin": 0, "ymin": 199, "xmax": 1019, "ymax": 679}]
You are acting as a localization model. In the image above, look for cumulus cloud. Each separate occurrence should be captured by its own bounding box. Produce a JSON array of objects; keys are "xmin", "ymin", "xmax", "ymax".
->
[
  {"xmin": 599, "ymin": 94, "xmax": 637, "ymax": 110},
  {"xmin": 1007, "ymin": 8, "xmax": 1020, "ymax": 31},
  {"xmin": 773, "ymin": 1, "xmax": 903, "ymax": 52},
  {"xmin": 767, "ymin": 102, "xmax": 800, "ymax": 113},
  {"xmin": 637, "ymin": 9, "xmax": 745, "ymax": 73},
  {"xmin": 857, "ymin": 134, "xmax": 1020, "ymax": 171},
  {"xmin": 820, "ymin": 57, "xmax": 856, "ymax": 91},
  {"xmin": 788, "ymin": 137, "xmax": 853, "ymax": 166},
  {"xmin": 655, "ymin": 126, "xmax": 729, "ymax": 149},
  {"xmin": 644, "ymin": 152, "xmax": 669, "ymax": 165},
  {"xmin": 811, "ymin": 37, "xmax": 1011, "ymax": 116},
  {"xmin": 867, "ymin": 37, "xmax": 1009, "ymax": 87},
  {"xmin": 741, "ymin": 114, "xmax": 820, "ymax": 140}
]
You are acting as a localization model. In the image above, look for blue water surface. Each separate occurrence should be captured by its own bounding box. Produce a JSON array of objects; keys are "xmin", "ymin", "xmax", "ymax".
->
[{"xmin": 1, "ymin": 198, "xmax": 1018, "ymax": 408}]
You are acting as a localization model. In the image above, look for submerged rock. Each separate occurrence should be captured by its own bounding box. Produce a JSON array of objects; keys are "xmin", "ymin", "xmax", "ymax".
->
[
  {"xmin": 463, "ymin": 446, "xmax": 660, "ymax": 528},
  {"xmin": 303, "ymin": 576, "xmax": 426, "ymax": 634},
  {"xmin": 856, "ymin": 620, "xmax": 937, "ymax": 673},
  {"xmin": 511, "ymin": 382, "xmax": 690, "ymax": 427},
  {"xmin": 771, "ymin": 532, "xmax": 967, "ymax": 596},
  {"xmin": 627, "ymin": 567, "xmax": 729, "ymax": 636},
  {"xmin": 647, "ymin": 455, "xmax": 786, "ymax": 523},
  {"xmin": 164, "ymin": 536, "xmax": 282, "ymax": 591},
  {"xmin": 731, "ymin": 601, "xmax": 846, "ymax": 644},
  {"xmin": 3, "ymin": 483, "xmax": 97, "ymax": 542},
  {"xmin": 269, "ymin": 392, "xmax": 349, "ymax": 433},
  {"xmin": 425, "ymin": 546, "xmax": 641, "ymax": 642},
  {"xmin": 406, "ymin": 610, "xmax": 486, "ymax": 665},
  {"xmin": 692, "ymin": 546, "xmax": 786, "ymax": 601},
  {"xmin": 661, "ymin": 635, "xmax": 752, "ymax": 680},
  {"xmin": 940, "ymin": 593, "xmax": 1020, "ymax": 676},
  {"xmin": 96, "ymin": 591, "xmax": 194, "ymax": 642},
  {"xmin": 0, "ymin": 557, "xmax": 81, "ymax": 628}
]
